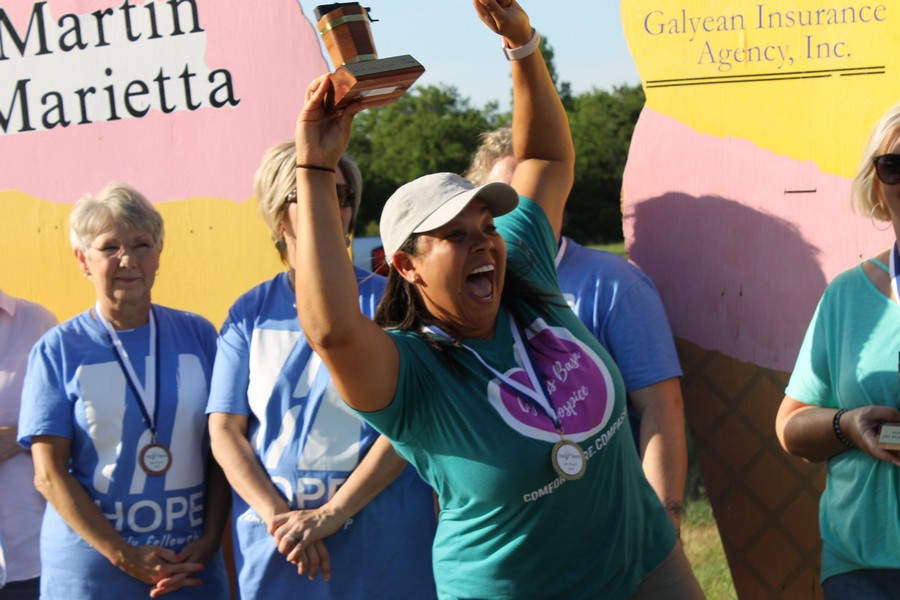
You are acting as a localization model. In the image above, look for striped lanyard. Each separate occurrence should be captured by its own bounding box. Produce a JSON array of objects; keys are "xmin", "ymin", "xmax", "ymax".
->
[
  {"xmin": 94, "ymin": 302, "xmax": 160, "ymax": 441},
  {"xmin": 426, "ymin": 314, "xmax": 562, "ymax": 433}
]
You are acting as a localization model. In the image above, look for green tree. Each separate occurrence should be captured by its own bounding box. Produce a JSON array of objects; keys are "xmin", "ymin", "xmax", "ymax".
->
[
  {"xmin": 347, "ymin": 84, "xmax": 503, "ymax": 233},
  {"xmin": 538, "ymin": 34, "xmax": 573, "ymax": 110},
  {"xmin": 566, "ymin": 83, "xmax": 645, "ymax": 244},
  {"xmin": 535, "ymin": 33, "xmax": 643, "ymax": 243},
  {"xmin": 502, "ymin": 34, "xmax": 573, "ymax": 112},
  {"xmin": 346, "ymin": 48, "xmax": 644, "ymax": 244}
]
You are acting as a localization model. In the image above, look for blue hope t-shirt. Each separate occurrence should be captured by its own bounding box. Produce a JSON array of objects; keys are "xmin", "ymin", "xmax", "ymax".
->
[
  {"xmin": 207, "ymin": 269, "xmax": 437, "ymax": 599},
  {"xmin": 18, "ymin": 305, "xmax": 228, "ymax": 599}
]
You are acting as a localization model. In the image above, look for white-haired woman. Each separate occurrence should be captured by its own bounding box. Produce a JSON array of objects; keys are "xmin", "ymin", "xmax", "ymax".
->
[
  {"xmin": 207, "ymin": 147, "xmax": 437, "ymax": 599},
  {"xmin": 777, "ymin": 101, "xmax": 900, "ymax": 598},
  {"xmin": 288, "ymin": 1, "xmax": 705, "ymax": 598},
  {"xmin": 18, "ymin": 183, "xmax": 229, "ymax": 599}
]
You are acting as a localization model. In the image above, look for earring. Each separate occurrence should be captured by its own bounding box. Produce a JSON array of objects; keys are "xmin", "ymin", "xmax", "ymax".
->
[{"xmin": 870, "ymin": 202, "xmax": 892, "ymax": 231}]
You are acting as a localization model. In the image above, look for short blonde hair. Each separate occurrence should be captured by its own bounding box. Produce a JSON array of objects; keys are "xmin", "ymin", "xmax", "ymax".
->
[
  {"xmin": 463, "ymin": 127, "xmax": 513, "ymax": 186},
  {"xmin": 254, "ymin": 142, "xmax": 297, "ymax": 253},
  {"xmin": 852, "ymin": 101, "xmax": 900, "ymax": 221},
  {"xmin": 254, "ymin": 142, "xmax": 363, "ymax": 262},
  {"xmin": 69, "ymin": 183, "xmax": 164, "ymax": 252}
]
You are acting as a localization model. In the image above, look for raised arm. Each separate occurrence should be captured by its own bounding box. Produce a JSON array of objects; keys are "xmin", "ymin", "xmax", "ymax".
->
[
  {"xmin": 473, "ymin": 0, "xmax": 575, "ymax": 237},
  {"xmin": 292, "ymin": 76, "xmax": 400, "ymax": 413}
]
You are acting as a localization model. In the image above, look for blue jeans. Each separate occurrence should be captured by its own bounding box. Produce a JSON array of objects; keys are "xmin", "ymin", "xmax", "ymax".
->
[
  {"xmin": 823, "ymin": 569, "xmax": 900, "ymax": 600},
  {"xmin": 0, "ymin": 577, "xmax": 39, "ymax": 600}
]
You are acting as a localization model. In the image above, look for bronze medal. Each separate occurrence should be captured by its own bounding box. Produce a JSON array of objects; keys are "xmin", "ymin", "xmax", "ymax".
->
[{"xmin": 139, "ymin": 442, "xmax": 172, "ymax": 476}]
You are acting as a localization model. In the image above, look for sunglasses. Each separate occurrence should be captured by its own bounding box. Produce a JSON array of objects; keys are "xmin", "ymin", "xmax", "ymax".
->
[
  {"xmin": 285, "ymin": 184, "xmax": 356, "ymax": 208},
  {"xmin": 873, "ymin": 154, "xmax": 900, "ymax": 185}
]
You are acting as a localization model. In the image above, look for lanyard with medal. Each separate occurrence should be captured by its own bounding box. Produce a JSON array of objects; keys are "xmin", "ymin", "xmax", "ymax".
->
[
  {"xmin": 427, "ymin": 315, "xmax": 587, "ymax": 481},
  {"xmin": 95, "ymin": 302, "xmax": 172, "ymax": 476},
  {"xmin": 876, "ymin": 242, "xmax": 900, "ymax": 450}
]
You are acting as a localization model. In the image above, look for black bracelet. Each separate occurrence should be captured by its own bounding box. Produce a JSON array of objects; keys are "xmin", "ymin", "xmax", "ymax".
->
[
  {"xmin": 832, "ymin": 408, "xmax": 855, "ymax": 449},
  {"xmin": 295, "ymin": 164, "xmax": 335, "ymax": 173}
]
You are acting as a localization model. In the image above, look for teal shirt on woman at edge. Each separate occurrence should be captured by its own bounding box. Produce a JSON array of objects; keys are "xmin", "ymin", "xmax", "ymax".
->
[
  {"xmin": 359, "ymin": 197, "xmax": 676, "ymax": 600},
  {"xmin": 786, "ymin": 262, "xmax": 900, "ymax": 582}
]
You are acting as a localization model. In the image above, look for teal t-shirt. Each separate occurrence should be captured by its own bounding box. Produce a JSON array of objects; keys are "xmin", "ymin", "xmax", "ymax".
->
[
  {"xmin": 361, "ymin": 198, "xmax": 675, "ymax": 599},
  {"xmin": 786, "ymin": 263, "xmax": 900, "ymax": 582}
]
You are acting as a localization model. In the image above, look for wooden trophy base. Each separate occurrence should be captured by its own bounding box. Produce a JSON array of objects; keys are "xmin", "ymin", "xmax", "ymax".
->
[{"xmin": 327, "ymin": 55, "xmax": 425, "ymax": 111}]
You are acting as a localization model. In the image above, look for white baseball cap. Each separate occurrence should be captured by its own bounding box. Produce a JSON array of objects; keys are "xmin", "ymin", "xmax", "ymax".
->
[{"xmin": 379, "ymin": 172, "xmax": 519, "ymax": 264}]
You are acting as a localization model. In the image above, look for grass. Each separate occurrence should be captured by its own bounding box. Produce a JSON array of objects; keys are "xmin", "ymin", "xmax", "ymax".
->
[
  {"xmin": 591, "ymin": 240, "xmax": 627, "ymax": 258},
  {"xmin": 682, "ymin": 494, "xmax": 737, "ymax": 599}
]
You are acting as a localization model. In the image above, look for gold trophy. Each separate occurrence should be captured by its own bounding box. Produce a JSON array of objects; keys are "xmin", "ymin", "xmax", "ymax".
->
[{"xmin": 315, "ymin": 3, "xmax": 425, "ymax": 111}]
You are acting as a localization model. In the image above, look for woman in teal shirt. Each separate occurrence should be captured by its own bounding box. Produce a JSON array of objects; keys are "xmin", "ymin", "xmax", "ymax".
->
[
  {"xmin": 777, "ymin": 100, "xmax": 900, "ymax": 599},
  {"xmin": 288, "ymin": 1, "xmax": 704, "ymax": 598}
]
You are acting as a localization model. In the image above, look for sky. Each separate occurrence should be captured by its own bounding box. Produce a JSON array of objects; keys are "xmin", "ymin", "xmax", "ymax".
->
[{"xmin": 307, "ymin": 1, "xmax": 640, "ymax": 111}]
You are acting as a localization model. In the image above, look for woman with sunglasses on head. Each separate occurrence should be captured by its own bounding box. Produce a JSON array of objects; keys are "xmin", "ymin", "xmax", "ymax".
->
[
  {"xmin": 289, "ymin": 1, "xmax": 705, "ymax": 598},
  {"xmin": 207, "ymin": 146, "xmax": 437, "ymax": 599},
  {"xmin": 17, "ymin": 183, "xmax": 230, "ymax": 599},
  {"xmin": 776, "ymin": 101, "xmax": 900, "ymax": 599}
]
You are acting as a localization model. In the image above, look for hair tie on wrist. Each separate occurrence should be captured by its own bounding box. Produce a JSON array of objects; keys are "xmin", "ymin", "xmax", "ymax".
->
[
  {"xmin": 832, "ymin": 408, "xmax": 855, "ymax": 449},
  {"xmin": 296, "ymin": 164, "xmax": 336, "ymax": 173},
  {"xmin": 502, "ymin": 28, "xmax": 540, "ymax": 61}
]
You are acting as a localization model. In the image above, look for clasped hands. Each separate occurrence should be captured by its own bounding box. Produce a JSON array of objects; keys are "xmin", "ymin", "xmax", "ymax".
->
[
  {"xmin": 115, "ymin": 535, "xmax": 217, "ymax": 598},
  {"xmin": 268, "ymin": 505, "xmax": 349, "ymax": 582}
]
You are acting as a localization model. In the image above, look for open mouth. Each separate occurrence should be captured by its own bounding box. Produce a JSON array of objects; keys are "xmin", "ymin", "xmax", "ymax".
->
[{"xmin": 466, "ymin": 264, "xmax": 495, "ymax": 300}]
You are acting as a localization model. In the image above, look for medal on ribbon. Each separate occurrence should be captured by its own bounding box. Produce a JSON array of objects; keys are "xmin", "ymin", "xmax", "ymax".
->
[
  {"xmin": 428, "ymin": 316, "xmax": 587, "ymax": 480},
  {"xmin": 95, "ymin": 303, "xmax": 171, "ymax": 476},
  {"xmin": 139, "ymin": 441, "xmax": 172, "ymax": 476},
  {"xmin": 551, "ymin": 439, "xmax": 586, "ymax": 481}
]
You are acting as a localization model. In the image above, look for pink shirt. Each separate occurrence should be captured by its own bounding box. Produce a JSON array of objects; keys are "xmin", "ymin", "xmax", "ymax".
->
[{"xmin": 0, "ymin": 289, "xmax": 57, "ymax": 586}]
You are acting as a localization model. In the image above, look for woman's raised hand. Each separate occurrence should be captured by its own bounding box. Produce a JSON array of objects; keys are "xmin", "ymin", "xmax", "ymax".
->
[
  {"xmin": 472, "ymin": 0, "xmax": 531, "ymax": 46},
  {"xmin": 295, "ymin": 74, "xmax": 365, "ymax": 171}
]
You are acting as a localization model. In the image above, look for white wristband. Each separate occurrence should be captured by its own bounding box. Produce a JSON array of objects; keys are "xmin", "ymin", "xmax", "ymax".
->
[{"xmin": 502, "ymin": 27, "xmax": 539, "ymax": 61}]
